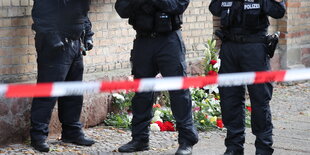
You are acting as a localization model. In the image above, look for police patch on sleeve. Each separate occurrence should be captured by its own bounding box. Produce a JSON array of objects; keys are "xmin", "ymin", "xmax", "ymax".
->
[{"xmin": 221, "ymin": 1, "xmax": 233, "ymax": 7}]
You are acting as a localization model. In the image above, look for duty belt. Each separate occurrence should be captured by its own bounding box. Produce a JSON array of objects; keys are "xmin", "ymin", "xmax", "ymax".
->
[
  {"xmin": 136, "ymin": 32, "xmax": 162, "ymax": 38},
  {"xmin": 215, "ymin": 30, "xmax": 267, "ymax": 43},
  {"xmin": 226, "ymin": 35, "xmax": 267, "ymax": 43},
  {"xmin": 135, "ymin": 30, "xmax": 175, "ymax": 38}
]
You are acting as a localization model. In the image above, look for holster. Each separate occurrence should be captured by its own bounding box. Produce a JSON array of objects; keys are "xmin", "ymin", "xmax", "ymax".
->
[{"xmin": 266, "ymin": 33, "xmax": 279, "ymax": 58}]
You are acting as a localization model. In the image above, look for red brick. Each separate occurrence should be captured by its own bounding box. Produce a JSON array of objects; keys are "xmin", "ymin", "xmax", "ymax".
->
[
  {"xmin": 301, "ymin": 48, "xmax": 310, "ymax": 56},
  {"xmin": 286, "ymin": 2, "xmax": 301, "ymax": 8}
]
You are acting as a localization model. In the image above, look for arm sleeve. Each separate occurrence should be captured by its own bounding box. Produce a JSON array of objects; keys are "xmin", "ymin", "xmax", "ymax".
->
[
  {"xmin": 84, "ymin": 16, "xmax": 94, "ymax": 41},
  {"xmin": 115, "ymin": 0, "xmax": 134, "ymax": 18},
  {"xmin": 151, "ymin": 0, "xmax": 190, "ymax": 15},
  {"xmin": 262, "ymin": 0, "xmax": 286, "ymax": 19},
  {"xmin": 209, "ymin": 0, "xmax": 222, "ymax": 17}
]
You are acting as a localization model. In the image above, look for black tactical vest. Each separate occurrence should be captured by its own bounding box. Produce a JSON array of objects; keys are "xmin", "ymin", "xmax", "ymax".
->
[{"xmin": 220, "ymin": 0, "xmax": 269, "ymax": 32}]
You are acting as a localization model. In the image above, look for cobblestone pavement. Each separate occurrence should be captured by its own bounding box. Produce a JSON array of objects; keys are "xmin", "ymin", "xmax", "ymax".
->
[{"xmin": 0, "ymin": 81, "xmax": 309, "ymax": 155}]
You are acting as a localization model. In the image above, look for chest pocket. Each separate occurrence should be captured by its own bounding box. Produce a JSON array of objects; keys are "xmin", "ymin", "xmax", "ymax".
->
[{"xmin": 243, "ymin": 2, "xmax": 261, "ymax": 29}]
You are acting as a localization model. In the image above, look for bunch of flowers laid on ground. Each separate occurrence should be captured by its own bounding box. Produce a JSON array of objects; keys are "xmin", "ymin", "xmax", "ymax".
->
[
  {"xmin": 104, "ymin": 92, "xmax": 134, "ymax": 129},
  {"xmin": 150, "ymin": 107, "xmax": 176, "ymax": 131},
  {"xmin": 104, "ymin": 40, "xmax": 251, "ymax": 131}
]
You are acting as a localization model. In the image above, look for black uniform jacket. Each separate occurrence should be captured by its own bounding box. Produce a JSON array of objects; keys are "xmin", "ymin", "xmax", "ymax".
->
[
  {"xmin": 32, "ymin": 0, "xmax": 93, "ymax": 40},
  {"xmin": 115, "ymin": 0, "xmax": 190, "ymax": 18},
  {"xmin": 209, "ymin": 0, "xmax": 285, "ymax": 34}
]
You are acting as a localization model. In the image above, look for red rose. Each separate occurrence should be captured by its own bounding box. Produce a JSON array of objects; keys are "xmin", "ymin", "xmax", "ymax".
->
[
  {"xmin": 246, "ymin": 106, "xmax": 252, "ymax": 112},
  {"xmin": 209, "ymin": 60, "xmax": 217, "ymax": 65},
  {"xmin": 155, "ymin": 121, "xmax": 167, "ymax": 131},
  {"xmin": 193, "ymin": 106, "xmax": 201, "ymax": 112},
  {"xmin": 217, "ymin": 118, "xmax": 224, "ymax": 128},
  {"xmin": 207, "ymin": 70, "xmax": 218, "ymax": 76},
  {"xmin": 205, "ymin": 115, "xmax": 208, "ymax": 119},
  {"xmin": 153, "ymin": 104, "xmax": 161, "ymax": 108},
  {"xmin": 163, "ymin": 121, "xmax": 175, "ymax": 131}
]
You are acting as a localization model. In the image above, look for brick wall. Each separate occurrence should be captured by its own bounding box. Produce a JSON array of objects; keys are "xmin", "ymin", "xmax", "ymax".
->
[
  {"xmin": 282, "ymin": 0, "xmax": 310, "ymax": 68},
  {"xmin": 0, "ymin": 0, "xmax": 212, "ymax": 145},
  {"xmin": 0, "ymin": 0, "xmax": 35, "ymax": 82},
  {"xmin": 0, "ymin": 0, "xmax": 212, "ymax": 83}
]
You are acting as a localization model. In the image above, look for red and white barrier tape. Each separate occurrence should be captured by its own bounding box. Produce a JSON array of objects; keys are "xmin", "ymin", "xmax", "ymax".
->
[{"xmin": 1, "ymin": 68, "xmax": 310, "ymax": 98}]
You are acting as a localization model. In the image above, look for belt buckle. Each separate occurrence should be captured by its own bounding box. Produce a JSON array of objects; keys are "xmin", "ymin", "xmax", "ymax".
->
[
  {"xmin": 235, "ymin": 35, "xmax": 244, "ymax": 42},
  {"xmin": 150, "ymin": 32, "xmax": 157, "ymax": 38}
]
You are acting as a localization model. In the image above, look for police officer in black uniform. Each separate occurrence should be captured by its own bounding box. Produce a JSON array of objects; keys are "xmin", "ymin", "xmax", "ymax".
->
[
  {"xmin": 209, "ymin": 0, "xmax": 285, "ymax": 155},
  {"xmin": 30, "ymin": 0, "xmax": 95, "ymax": 152},
  {"xmin": 115, "ymin": 0, "xmax": 198, "ymax": 154}
]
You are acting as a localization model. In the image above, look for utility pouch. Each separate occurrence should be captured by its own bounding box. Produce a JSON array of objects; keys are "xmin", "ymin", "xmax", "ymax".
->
[
  {"xmin": 266, "ymin": 32, "xmax": 280, "ymax": 58},
  {"xmin": 131, "ymin": 14, "xmax": 154, "ymax": 32},
  {"xmin": 243, "ymin": 13, "xmax": 260, "ymax": 28},
  {"xmin": 243, "ymin": 2, "xmax": 261, "ymax": 29},
  {"xmin": 155, "ymin": 12, "xmax": 172, "ymax": 33}
]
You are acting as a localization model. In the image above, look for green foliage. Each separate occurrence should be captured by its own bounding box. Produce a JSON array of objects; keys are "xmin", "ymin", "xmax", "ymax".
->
[
  {"xmin": 158, "ymin": 107, "xmax": 175, "ymax": 123},
  {"xmin": 103, "ymin": 39, "xmax": 252, "ymax": 131},
  {"xmin": 104, "ymin": 112, "xmax": 131, "ymax": 129},
  {"xmin": 191, "ymin": 88, "xmax": 222, "ymax": 131},
  {"xmin": 204, "ymin": 39, "xmax": 220, "ymax": 74},
  {"xmin": 194, "ymin": 111, "xmax": 216, "ymax": 131},
  {"xmin": 112, "ymin": 92, "xmax": 134, "ymax": 112},
  {"xmin": 104, "ymin": 92, "xmax": 134, "ymax": 129}
]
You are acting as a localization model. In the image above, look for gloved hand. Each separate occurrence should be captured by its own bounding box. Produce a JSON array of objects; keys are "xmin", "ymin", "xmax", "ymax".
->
[
  {"xmin": 85, "ymin": 39, "xmax": 93, "ymax": 51},
  {"xmin": 47, "ymin": 32, "xmax": 65, "ymax": 51},
  {"xmin": 52, "ymin": 41, "xmax": 65, "ymax": 51}
]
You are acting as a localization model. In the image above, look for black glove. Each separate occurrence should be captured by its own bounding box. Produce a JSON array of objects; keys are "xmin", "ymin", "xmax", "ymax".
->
[
  {"xmin": 85, "ymin": 39, "xmax": 93, "ymax": 51},
  {"xmin": 46, "ymin": 32, "xmax": 65, "ymax": 51}
]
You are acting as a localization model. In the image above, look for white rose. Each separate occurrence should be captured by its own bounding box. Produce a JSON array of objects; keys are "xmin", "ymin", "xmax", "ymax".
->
[
  {"xmin": 213, "ymin": 58, "xmax": 221, "ymax": 69},
  {"xmin": 154, "ymin": 110, "xmax": 162, "ymax": 117},
  {"xmin": 127, "ymin": 113, "xmax": 133, "ymax": 121},
  {"xmin": 152, "ymin": 116, "xmax": 163, "ymax": 122},
  {"xmin": 150, "ymin": 123, "xmax": 161, "ymax": 131},
  {"xmin": 112, "ymin": 93, "xmax": 125, "ymax": 101}
]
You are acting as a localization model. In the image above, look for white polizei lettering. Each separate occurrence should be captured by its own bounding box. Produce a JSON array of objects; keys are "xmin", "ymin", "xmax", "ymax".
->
[
  {"xmin": 244, "ymin": 3, "xmax": 260, "ymax": 10},
  {"xmin": 139, "ymin": 77, "xmax": 183, "ymax": 92},
  {"xmin": 51, "ymin": 81, "xmax": 101, "ymax": 97},
  {"xmin": 221, "ymin": 2, "xmax": 233, "ymax": 7},
  {"xmin": 0, "ymin": 85, "xmax": 8, "ymax": 96}
]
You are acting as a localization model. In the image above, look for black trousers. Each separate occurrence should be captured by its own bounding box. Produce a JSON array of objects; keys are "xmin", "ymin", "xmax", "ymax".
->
[
  {"xmin": 130, "ymin": 30, "xmax": 198, "ymax": 146},
  {"xmin": 219, "ymin": 41, "xmax": 273, "ymax": 154},
  {"xmin": 30, "ymin": 34, "xmax": 84, "ymax": 142}
]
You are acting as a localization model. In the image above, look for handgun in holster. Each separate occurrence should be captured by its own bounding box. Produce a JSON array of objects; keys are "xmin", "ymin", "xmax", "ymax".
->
[
  {"xmin": 266, "ymin": 31, "xmax": 280, "ymax": 58},
  {"xmin": 80, "ymin": 30, "xmax": 87, "ymax": 56}
]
